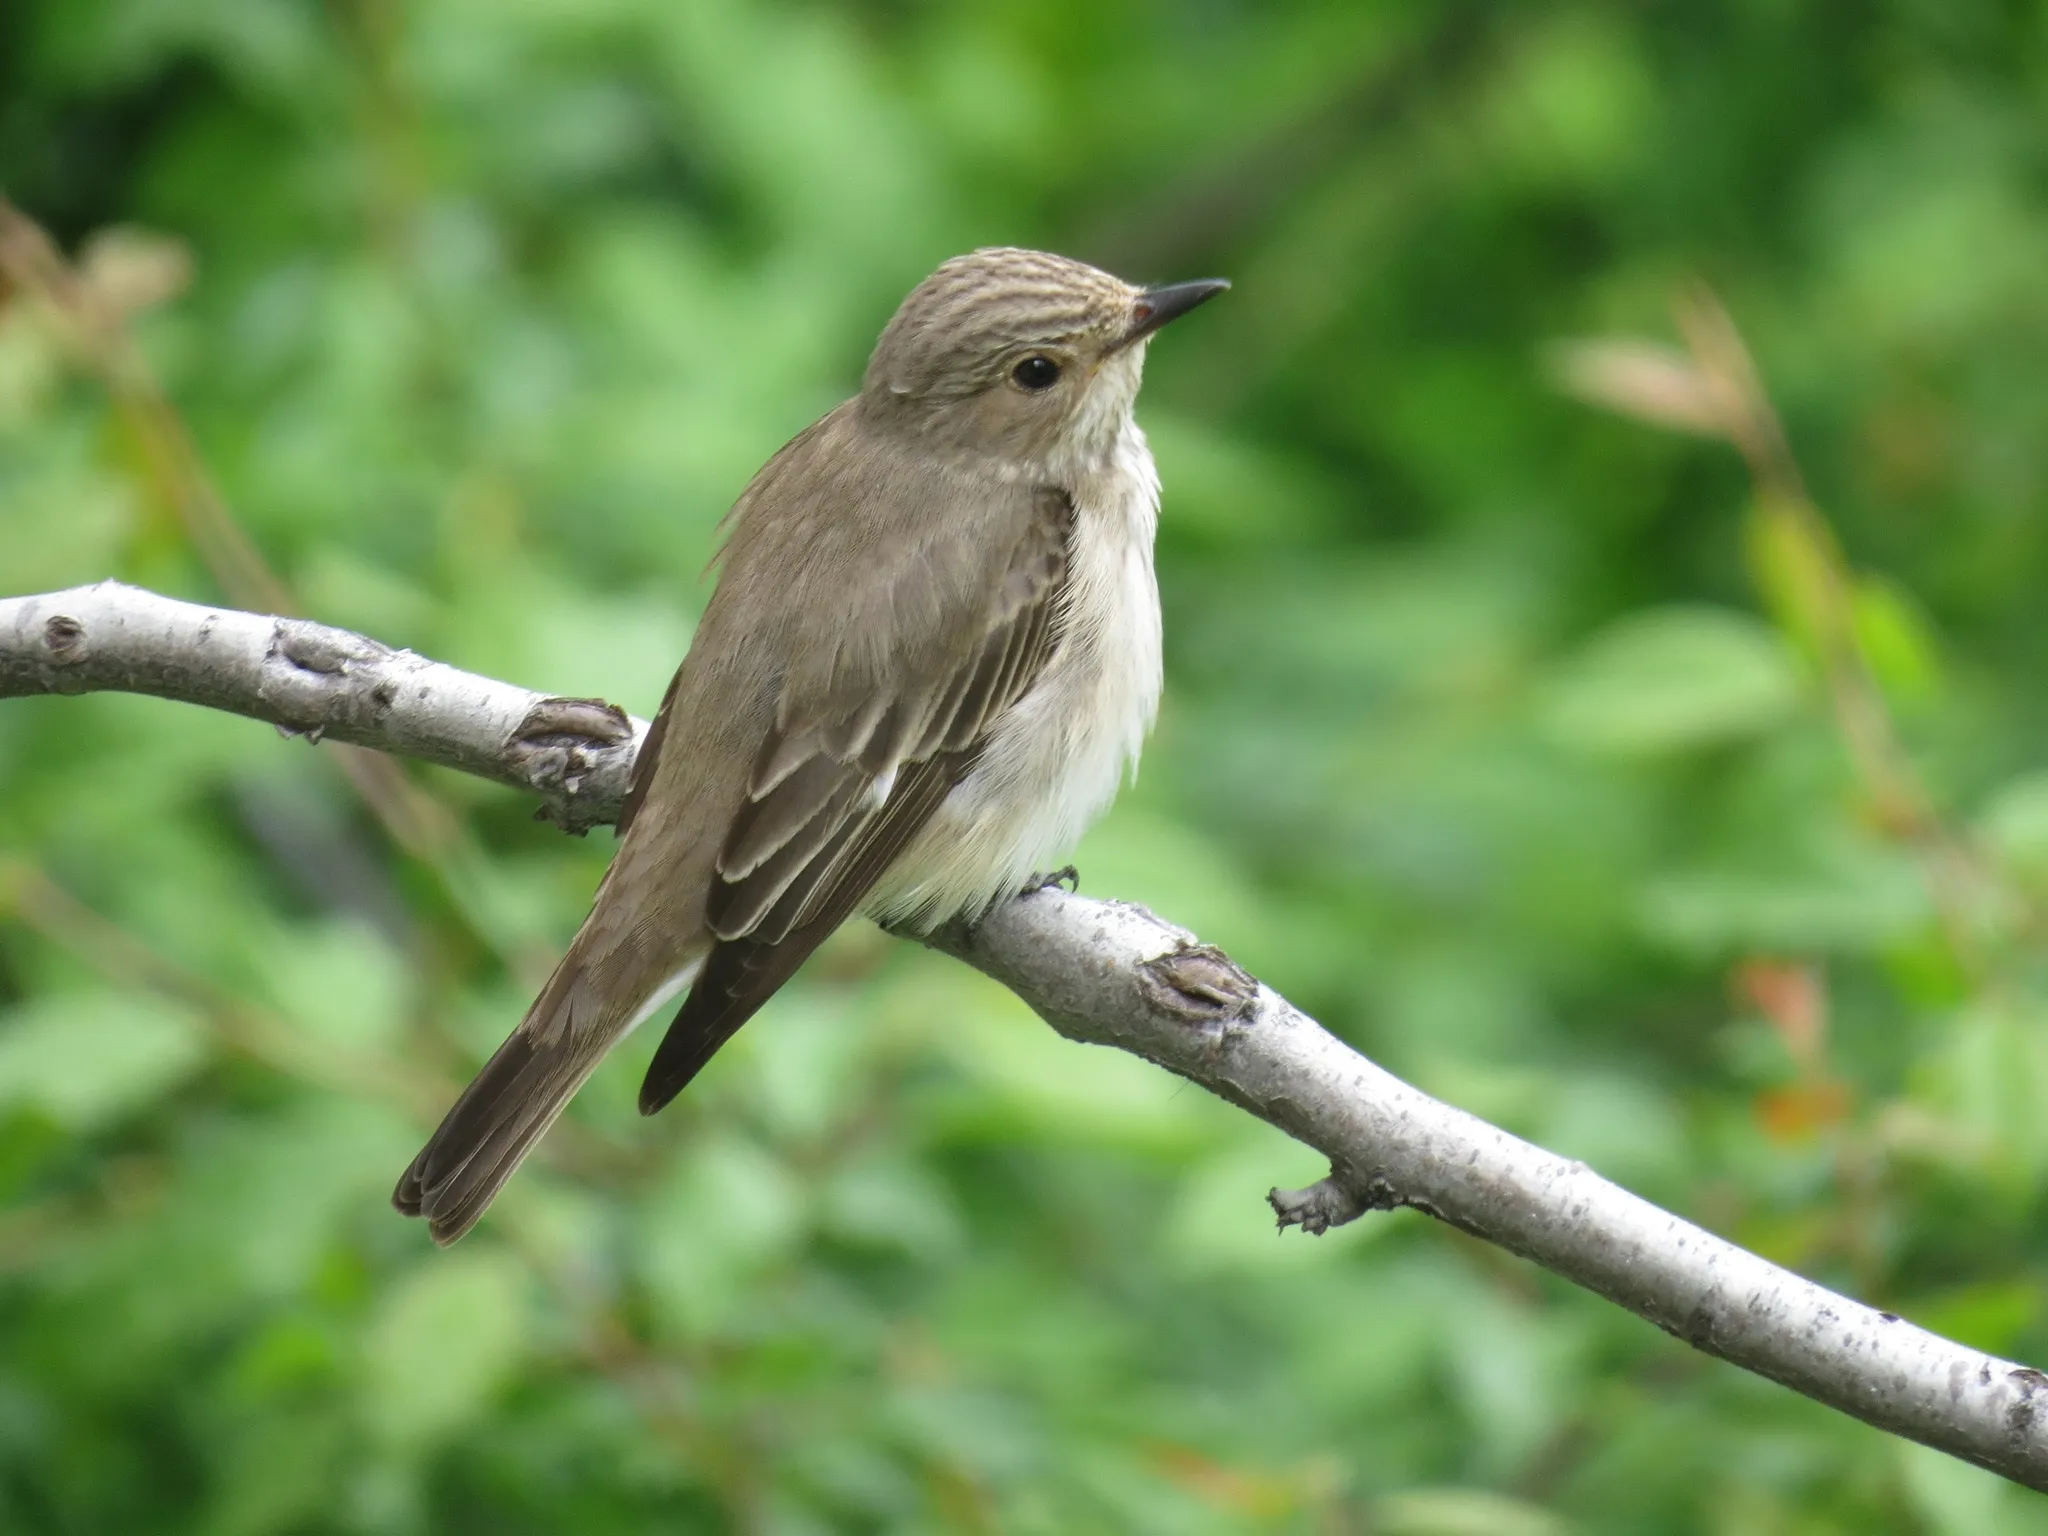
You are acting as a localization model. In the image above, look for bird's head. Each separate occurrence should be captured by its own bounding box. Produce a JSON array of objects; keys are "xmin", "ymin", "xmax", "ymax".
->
[{"xmin": 861, "ymin": 246, "xmax": 1227, "ymax": 476}]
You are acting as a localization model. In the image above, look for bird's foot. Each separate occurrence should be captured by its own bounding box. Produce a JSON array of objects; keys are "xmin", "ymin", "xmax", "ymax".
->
[{"xmin": 1020, "ymin": 865, "xmax": 1079, "ymax": 897}]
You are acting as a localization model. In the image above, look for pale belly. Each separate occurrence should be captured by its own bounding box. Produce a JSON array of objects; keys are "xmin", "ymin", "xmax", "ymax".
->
[{"xmin": 867, "ymin": 441, "xmax": 1163, "ymax": 928}]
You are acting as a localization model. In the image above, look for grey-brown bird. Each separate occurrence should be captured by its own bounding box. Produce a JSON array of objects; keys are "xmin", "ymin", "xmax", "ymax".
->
[{"xmin": 395, "ymin": 247, "xmax": 1227, "ymax": 1242}]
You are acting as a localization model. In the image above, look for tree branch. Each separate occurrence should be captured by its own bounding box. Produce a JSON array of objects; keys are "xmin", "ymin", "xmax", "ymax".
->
[
  {"xmin": 8, "ymin": 579, "xmax": 2048, "ymax": 1489},
  {"xmin": 0, "ymin": 582, "xmax": 643, "ymax": 834}
]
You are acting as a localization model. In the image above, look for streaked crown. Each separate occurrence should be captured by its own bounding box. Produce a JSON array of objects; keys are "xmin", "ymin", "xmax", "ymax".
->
[
  {"xmin": 865, "ymin": 248, "xmax": 1140, "ymax": 400},
  {"xmin": 858, "ymin": 247, "xmax": 1226, "ymax": 473}
]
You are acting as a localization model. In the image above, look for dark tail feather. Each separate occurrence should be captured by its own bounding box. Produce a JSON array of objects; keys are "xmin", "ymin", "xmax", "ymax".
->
[
  {"xmin": 639, "ymin": 919, "xmax": 835, "ymax": 1115},
  {"xmin": 639, "ymin": 761, "xmax": 966, "ymax": 1116},
  {"xmin": 394, "ymin": 974, "xmax": 608, "ymax": 1245}
]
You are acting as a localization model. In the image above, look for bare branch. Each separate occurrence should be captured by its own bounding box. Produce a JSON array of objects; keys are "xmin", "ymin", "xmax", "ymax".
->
[
  {"xmin": 929, "ymin": 895, "xmax": 2048, "ymax": 1489},
  {"xmin": 7, "ymin": 579, "xmax": 2048, "ymax": 1488},
  {"xmin": 0, "ymin": 582, "xmax": 642, "ymax": 834}
]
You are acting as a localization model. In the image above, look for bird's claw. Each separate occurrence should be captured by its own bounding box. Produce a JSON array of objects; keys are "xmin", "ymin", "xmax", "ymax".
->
[{"xmin": 1020, "ymin": 865, "xmax": 1079, "ymax": 897}]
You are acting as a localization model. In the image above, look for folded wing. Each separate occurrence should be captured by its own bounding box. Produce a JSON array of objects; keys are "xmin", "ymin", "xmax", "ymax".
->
[{"xmin": 637, "ymin": 484, "xmax": 1075, "ymax": 1113}]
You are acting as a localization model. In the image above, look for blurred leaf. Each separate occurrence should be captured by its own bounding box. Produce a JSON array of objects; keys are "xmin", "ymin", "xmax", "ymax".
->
[
  {"xmin": 1911, "ymin": 1280, "xmax": 2040, "ymax": 1358},
  {"xmin": 1534, "ymin": 1072, "xmax": 1692, "ymax": 1196},
  {"xmin": 932, "ymin": 978, "xmax": 1213, "ymax": 1153},
  {"xmin": 0, "ymin": 306, "xmax": 68, "ymax": 422},
  {"xmin": 1852, "ymin": 575, "xmax": 1942, "ymax": 703},
  {"xmin": 1495, "ymin": 9, "xmax": 1653, "ymax": 184},
  {"xmin": 1373, "ymin": 1488, "xmax": 1566, "ymax": 1536},
  {"xmin": 1538, "ymin": 605, "xmax": 1802, "ymax": 755},
  {"xmin": 819, "ymin": 1150, "xmax": 963, "ymax": 1260},
  {"xmin": 1443, "ymin": 1284, "xmax": 1580, "ymax": 1481},
  {"xmin": 157, "ymin": 1099, "xmax": 417, "ymax": 1304},
  {"xmin": 1975, "ymin": 771, "xmax": 2048, "ymax": 885},
  {"xmin": 737, "ymin": 983, "xmax": 874, "ymax": 1146},
  {"xmin": 1639, "ymin": 854, "xmax": 1928, "ymax": 957},
  {"xmin": 361, "ymin": 1249, "xmax": 532, "ymax": 1447},
  {"xmin": 1912, "ymin": 1001, "xmax": 2048, "ymax": 1193},
  {"xmin": 0, "ymin": 992, "xmax": 205, "ymax": 1129},
  {"xmin": 1896, "ymin": 1439, "xmax": 2009, "ymax": 1536},
  {"xmin": 252, "ymin": 918, "xmax": 410, "ymax": 1055},
  {"xmin": 635, "ymin": 1131, "xmax": 806, "ymax": 1336}
]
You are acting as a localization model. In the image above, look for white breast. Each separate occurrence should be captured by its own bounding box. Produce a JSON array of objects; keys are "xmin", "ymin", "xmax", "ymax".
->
[{"xmin": 869, "ymin": 422, "xmax": 1163, "ymax": 927}]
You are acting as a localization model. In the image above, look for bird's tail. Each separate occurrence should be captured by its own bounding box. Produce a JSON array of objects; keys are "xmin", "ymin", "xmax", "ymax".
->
[{"xmin": 394, "ymin": 950, "xmax": 699, "ymax": 1244}]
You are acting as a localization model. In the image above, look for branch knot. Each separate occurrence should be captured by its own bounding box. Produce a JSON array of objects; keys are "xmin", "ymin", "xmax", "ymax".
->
[
  {"xmin": 270, "ymin": 619, "xmax": 391, "ymax": 677},
  {"xmin": 508, "ymin": 696, "xmax": 638, "ymax": 835},
  {"xmin": 1136, "ymin": 941, "xmax": 1259, "ymax": 1027},
  {"xmin": 41, "ymin": 613, "xmax": 86, "ymax": 664}
]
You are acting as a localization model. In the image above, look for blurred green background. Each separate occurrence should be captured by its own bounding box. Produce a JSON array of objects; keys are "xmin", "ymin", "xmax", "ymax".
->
[{"xmin": 5, "ymin": 1, "xmax": 2048, "ymax": 1530}]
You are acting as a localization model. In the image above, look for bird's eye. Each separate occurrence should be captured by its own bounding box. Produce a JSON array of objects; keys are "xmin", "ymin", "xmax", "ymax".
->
[{"xmin": 1011, "ymin": 354, "xmax": 1061, "ymax": 391}]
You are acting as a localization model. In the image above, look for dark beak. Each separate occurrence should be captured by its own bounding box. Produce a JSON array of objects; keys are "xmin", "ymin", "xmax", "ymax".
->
[{"xmin": 1124, "ymin": 277, "xmax": 1230, "ymax": 345}]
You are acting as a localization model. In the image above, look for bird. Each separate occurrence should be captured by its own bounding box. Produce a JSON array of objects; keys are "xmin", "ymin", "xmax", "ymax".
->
[{"xmin": 394, "ymin": 246, "xmax": 1228, "ymax": 1243}]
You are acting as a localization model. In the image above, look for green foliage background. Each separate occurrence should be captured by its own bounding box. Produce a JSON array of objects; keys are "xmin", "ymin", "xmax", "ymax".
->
[{"xmin": 5, "ymin": 2, "xmax": 2048, "ymax": 1530}]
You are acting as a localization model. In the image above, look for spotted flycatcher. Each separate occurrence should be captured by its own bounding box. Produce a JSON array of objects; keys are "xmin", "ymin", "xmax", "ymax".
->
[{"xmin": 396, "ymin": 247, "xmax": 1227, "ymax": 1241}]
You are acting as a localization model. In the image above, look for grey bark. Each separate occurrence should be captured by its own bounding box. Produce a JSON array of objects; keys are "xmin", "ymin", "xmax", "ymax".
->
[
  {"xmin": 0, "ymin": 581, "xmax": 643, "ymax": 833},
  {"xmin": 7, "ymin": 579, "xmax": 2048, "ymax": 1489}
]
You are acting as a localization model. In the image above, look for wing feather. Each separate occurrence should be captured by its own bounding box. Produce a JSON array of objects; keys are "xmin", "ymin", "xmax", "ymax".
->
[
  {"xmin": 719, "ymin": 753, "xmax": 861, "ymax": 881},
  {"xmin": 638, "ymin": 754, "xmax": 964, "ymax": 1114},
  {"xmin": 709, "ymin": 770, "xmax": 870, "ymax": 939},
  {"xmin": 637, "ymin": 484, "xmax": 1075, "ymax": 1114}
]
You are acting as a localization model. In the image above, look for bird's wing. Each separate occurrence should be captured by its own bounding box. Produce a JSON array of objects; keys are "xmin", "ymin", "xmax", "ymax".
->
[{"xmin": 636, "ymin": 482, "xmax": 1075, "ymax": 1113}]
